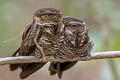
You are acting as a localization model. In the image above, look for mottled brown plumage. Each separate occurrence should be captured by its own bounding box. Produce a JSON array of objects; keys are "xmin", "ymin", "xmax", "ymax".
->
[
  {"xmin": 49, "ymin": 17, "xmax": 94, "ymax": 79},
  {"xmin": 9, "ymin": 8, "xmax": 64, "ymax": 79}
]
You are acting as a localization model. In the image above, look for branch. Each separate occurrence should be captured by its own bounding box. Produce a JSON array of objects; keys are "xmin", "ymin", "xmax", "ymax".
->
[{"xmin": 0, "ymin": 51, "xmax": 120, "ymax": 65}]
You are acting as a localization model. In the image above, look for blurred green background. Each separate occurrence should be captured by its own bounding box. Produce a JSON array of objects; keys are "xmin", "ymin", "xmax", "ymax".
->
[{"xmin": 0, "ymin": 0, "xmax": 120, "ymax": 80}]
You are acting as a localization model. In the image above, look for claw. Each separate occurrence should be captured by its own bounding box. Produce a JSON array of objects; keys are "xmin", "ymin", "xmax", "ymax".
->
[
  {"xmin": 35, "ymin": 51, "xmax": 41, "ymax": 59},
  {"xmin": 42, "ymin": 56, "xmax": 47, "ymax": 61}
]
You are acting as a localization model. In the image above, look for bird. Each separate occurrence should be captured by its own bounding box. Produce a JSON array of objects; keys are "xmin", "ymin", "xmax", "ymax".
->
[
  {"xmin": 49, "ymin": 17, "xmax": 94, "ymax": 79},
  {"xmin": 9, "ymin": 8, "xmax": 64, "ymax": 79}
]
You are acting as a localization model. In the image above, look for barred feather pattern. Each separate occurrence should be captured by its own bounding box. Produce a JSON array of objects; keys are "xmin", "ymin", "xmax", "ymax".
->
[
  {"xmin": 10, "ymin": 8, "xmax": 64, "ymax": 79},
  {"xmin": 34, "ymin": 23, "xmax": 64, "ymax": 58},
  {"xmin": 49, "ymin": 17, "xmax": 94, "ymax": 79},
  {"xmin": 52, "ymin": 38, "xmax": 93, "ymax": 59},
  {"xmin": 51, "ymin": 17, "xmax": 94, "ymax": 59}
]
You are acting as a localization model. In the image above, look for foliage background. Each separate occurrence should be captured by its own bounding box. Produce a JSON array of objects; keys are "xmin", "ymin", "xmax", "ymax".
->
[{"xmin": 0, "ymin": 0, "xmax": 120, "ymax": 80}]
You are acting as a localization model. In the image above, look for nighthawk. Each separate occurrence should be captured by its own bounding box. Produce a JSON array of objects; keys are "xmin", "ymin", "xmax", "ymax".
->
[
  {"xmin": 49, "ymin": 17, "xmax": 94, "ymax": 79},
  {"xmin": 9, "ymin": 8, "xmax": 93, "ymax": 79},
  {"xmin": 9, "ymin": 8, "xmax": 64, "ymax": 79}
]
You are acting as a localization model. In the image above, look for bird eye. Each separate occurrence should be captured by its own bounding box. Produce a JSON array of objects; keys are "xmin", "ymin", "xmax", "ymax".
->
[
  {"xmin": 44, "ymin": 25, "xmax": 53, "ymax": 28},
  {"xmin": 48, "ymin": 13, "xmax": 53, "ymax": 16},
  {"xmin": 72, "ymin": 24, "xmax": 77, "ymax": 28}
]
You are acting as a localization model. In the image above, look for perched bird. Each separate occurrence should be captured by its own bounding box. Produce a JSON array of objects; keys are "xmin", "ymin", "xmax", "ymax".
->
[
  {"xmin": 49, "ymin": 17, "xmax": 94, "ymax": 79},
  {"xmin": 9, "ymin": 8, "xmax": 64, "ymax": 79}
]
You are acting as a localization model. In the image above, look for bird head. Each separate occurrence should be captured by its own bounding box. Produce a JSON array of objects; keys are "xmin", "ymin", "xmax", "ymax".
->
[{"xmin": 63, "ymin": 17, "xmax": 89, "ymax": 47}]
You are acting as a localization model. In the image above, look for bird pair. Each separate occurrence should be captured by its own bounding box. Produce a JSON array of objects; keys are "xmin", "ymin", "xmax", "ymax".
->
[{"xmin": 9, "ymin": 8, "xmax": 93, "ymax": 79}]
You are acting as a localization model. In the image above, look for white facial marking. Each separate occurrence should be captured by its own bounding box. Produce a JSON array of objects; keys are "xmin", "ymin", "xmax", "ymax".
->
[{"xmin": 65, "ymin": 30, "xmax": 73, "ymax": 35}]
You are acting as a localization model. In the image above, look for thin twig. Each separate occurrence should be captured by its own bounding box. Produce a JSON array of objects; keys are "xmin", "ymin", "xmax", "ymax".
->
[{"xmin": 0, "ymin": 51, "xmax": 120, "ymax": 65}]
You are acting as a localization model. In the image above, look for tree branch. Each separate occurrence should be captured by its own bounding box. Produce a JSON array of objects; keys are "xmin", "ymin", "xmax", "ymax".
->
[{"xmin": 0, "ymin": 51, "xmax": 120, "ymax": 65}]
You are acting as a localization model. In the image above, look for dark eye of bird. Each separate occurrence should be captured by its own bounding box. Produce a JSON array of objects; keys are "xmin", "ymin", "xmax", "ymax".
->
[
  {"xmin": 71, "ymin": 25, "xmax": 77, "ymax": 29},
  {"xmin": 72, "ymin": 24, "xmax": 76, "ymax": 27},
  {"xmin": 47, "ymin": 13, "xmax": 53, "ymax": 16}
]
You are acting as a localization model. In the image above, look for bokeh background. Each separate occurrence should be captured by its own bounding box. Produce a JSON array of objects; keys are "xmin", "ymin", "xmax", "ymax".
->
[{"xmin": 0, "ymin": 0, "xmax": 120, "ymax": 80}]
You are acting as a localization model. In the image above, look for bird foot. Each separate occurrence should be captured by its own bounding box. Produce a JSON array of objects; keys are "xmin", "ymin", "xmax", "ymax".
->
[
  {"xmin": 42, "ymin": 56, "xmax": 47, "ymax": 61},
  {"xmin": 82, "ymin": 53, "xmax": 91, "ymax": 60},
  {"xmin": 35, "ymin": 52, "xmax": 41, "ymax": 59}
]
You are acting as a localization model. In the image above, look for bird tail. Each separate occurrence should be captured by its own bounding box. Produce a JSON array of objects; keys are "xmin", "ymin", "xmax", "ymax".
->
[
  {"xmin": 49, "ymin": 62, "xmax": 77, "ymax": 79},
  {"xmin": 9, "ymin": 48, "xmax": 20, "ymax": 71},
  {"xmin": 9, "ymin": 48, "xmax": 47, "ymax": 79},
  {"xmin": 20, "ymin": 62, "xmax": 47, "ymax": 79}
]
